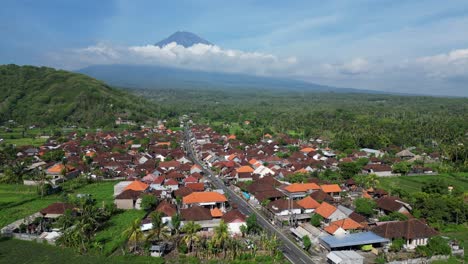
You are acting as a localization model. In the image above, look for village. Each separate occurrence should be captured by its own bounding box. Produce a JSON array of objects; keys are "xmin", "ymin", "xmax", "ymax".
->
[{"xmin": 0, "ymin": 119, "xmax": 464, "ymax": 264}]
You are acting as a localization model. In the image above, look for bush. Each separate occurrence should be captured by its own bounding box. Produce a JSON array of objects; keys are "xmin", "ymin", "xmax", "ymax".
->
[
  {"xmin": 178, "ymin": 242, "xmax": 188, "ymax": 254},
  {"xmin": 390, "ymin": 238, "xmax": 405, "ymax": 252},
  {"xmin": 310, "ymin": 214, "xmax": 323, "ymax": 227},
  {"xmin": 354, "ymin": 198, "xmax": 376, "ymax": 217}
]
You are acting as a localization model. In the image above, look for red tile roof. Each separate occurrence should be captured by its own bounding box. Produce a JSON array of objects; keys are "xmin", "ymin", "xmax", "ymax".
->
[
  {"xmin": 315, "ymin": 202, "xmax": 337, "ymax": 218},
  {"xmin": 283, "ymin": 183, "xmax": 320, "ymax": 193},
  {"xmin": 320, "ymin": 184, "xmax": 342, "ymax": 193},
  {"xmin": 297, "ymin": 196, "xmax": 320, "ymax": 209},
  {"xmin": 124, "ymin": 181, "xmax": 149, "ymax": 191},
  {"xmin": 183, "ymin": 192, "xmax": 228, "ymax": 204}
]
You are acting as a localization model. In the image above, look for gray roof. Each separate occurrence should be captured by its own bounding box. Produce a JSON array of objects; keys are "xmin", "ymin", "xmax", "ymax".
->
[
  {"xmin": 319, "ymin": 232, "xmax": 389, "ymax": 249},
  {"xmin": 337, "ymin": 205, "xmax": 353, "ymax": 216},
  {"xmin": 327, "ymin": 251, "xmax": 364, "ymax": 262}
]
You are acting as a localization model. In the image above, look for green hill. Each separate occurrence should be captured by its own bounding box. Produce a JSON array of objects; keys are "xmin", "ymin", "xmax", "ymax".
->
[{"xmin": 0, "ymin": 64, "xmax": 157, "ymax": 127}]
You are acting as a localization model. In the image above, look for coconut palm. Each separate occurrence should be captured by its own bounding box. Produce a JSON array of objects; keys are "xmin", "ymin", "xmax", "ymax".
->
[
  {"xmin": 211, "ymin": 220, "xmax": 230, "ymax": 258},
  {"xmin": 181, "ymin": 221, "xmax": 202, "ymax": 253},
  {"xmin": 123, "ymin": 219, "xmax": 144, "ymax": 253},
  {"xmin": 147, "ymin": 211, "xmax": 171, "ymax": 242}
]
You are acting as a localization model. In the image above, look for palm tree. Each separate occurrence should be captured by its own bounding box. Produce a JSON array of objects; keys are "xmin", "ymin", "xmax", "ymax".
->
[
  {"xmin": 239, "ymin": 224, "xmax": 247, "ymax": 238},
  {"xmin": 147, "ymin": 211, "xmax": 171, "ymax": 242},
  {"xmin": 212, "ymin": 220, "xmax": 230, "ymax": 258},
  {"xmin": 181, "ymin": 221, "xmax": 201, "ymax": 253},
  {"xmin": 123, "ymin": 219, "xmax": 144, "ymax": 253}
]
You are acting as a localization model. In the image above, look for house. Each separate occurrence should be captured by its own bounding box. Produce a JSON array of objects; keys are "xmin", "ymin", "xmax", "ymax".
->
[
  {"xmin": 236, "ymin": 166, "xmax": 254, "ymax": 173},
  {"xmin": 320, "ymin": 184, "xmax": 342, "ymax": 200},
  {"xmin": 282, "ymin": 183, "xmax": 321, "ymax": 199},
  {"xmin": 371, "ymin": 219, "xmax": 438, "ymax": 250},
  {"xmin": 310, "ymin": 189, "xmax": 335, "ymax": 204},
  {"xmin": 114, "ymin": 189, "xmax": 143, "ymax": 209},
  {"xmin": 182, "ymin": 192, "xmax": 228, "ymax": 210},
  {"xmin": 150, "ymin": 242, "xmax": 168, "ymax": 257},
  {"xmin": 327, "ymin": 251, "xmax": 364, "ymax": 264},
  {"xmin": 163, "ymin": 179, "xmax": 179, "ymax": 191},
  {"xmin": 190, "ymin": 164, "xmax": 203, "ymax": 174},
  {"xmin": 362, "ymin": 164, "xmax": 394, "ymax": 177},
  {"xmin": 236, "ymin": 172, "xmax": 253, "ymax": 182},
  {"xmin": 396, "ymin": 149, "xmax": 416, "ymax": 159},
  {"xmin": 40, "ymin": 203, "xmax": 75, "ymax": 218},
  {"xmin": 296, "ymin": 196, "xmax": 320, "ymax": 213},
  {"xmin": 253, "ymin": 165, "xmax": 274, "ymax": 177},
  {"xmin": 315, "ymin": 202, "xmax": 348, "ymax": 223},
  {"xmin": 376, "ymin": 196, "xmax": 412, "ymax": 216},
  {"xmin": 124, "ymin": 180, "xmax": 149, "ymax": 192},
  {"xmin": 221, "ymin": 209, "xmax": 247, "ymax": 236},
  {"xmin": 46, "ymin": 163, "xmax": 79, "ymax": 180},
  {"xmin": 180, "ymin": 206, "xmax": 220, "ymax": 230},
  {"xmin": 154, "ymin": 200, "xmax": 177, "ymax": 224},
  {"xmin": 267, "ymin": 199, "xmax": 302, "ymax": 216},
  {"xmin": 319, "ymin": 231, "xmax": 389, "ymax": 251},
  {"xmin": 324, "ymin": 218, "xmax": 364, "ymax": 236}
]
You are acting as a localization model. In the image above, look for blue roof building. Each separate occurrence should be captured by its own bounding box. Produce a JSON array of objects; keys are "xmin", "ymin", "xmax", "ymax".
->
[{"xmin": 319, "ymin": 231, "xmax": 390, "ymax": 251}]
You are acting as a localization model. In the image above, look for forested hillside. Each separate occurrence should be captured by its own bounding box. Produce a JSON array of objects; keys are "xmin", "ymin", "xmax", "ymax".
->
[
  {"xmin": 0, "ymin": 65, "xmax": 157, "ymax": 127},
  {"xmin": 132, "ymin": 87, "xmax": 468, "ymax": 168}
]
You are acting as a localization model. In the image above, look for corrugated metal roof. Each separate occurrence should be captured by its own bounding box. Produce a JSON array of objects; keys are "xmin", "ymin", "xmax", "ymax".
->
[{"xmin": 319, "ymin": 232, "xmax": 389, "ymax": 249}]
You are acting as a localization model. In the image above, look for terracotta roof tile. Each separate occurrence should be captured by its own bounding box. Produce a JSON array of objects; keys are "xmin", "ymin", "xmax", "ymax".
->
[
  {"xmin": 320, "ymin": 184, "xmax": 342, "ymax": 193},
  {"xmin": 210, "ymin": 208, "xmax": 224, "ymax": 218},
  {"xmin": 284, "ymin": 183, "xmax": 320, "ymax": 193},
  {"xmin": 315, "ymin": 202, "xmax": 337, "ymax": 218},
  {"xmin": 297, "ymin": 196, "xmax": 320, "ymax": 209},
  {"xmin": 236, "ymin": 166, "xmax": 254, "ymax": 173},
  {"xmin": 124, "ymin": 181, "xmax": 149, "ymax": 191},
  {"xmin": 183, "ymin": 192, "xmax": 228, "ymax": 204}
]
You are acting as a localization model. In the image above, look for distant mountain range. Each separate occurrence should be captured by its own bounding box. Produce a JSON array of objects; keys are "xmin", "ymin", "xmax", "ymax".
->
[
  {"xmin": 155, "ymin": 31, "xmax": 212, "ymax": 48},
  {"xmin": 79, "ymin": 31, "xmax": 385, "ymax": 94},
  {"xmin": 78, "ymin": 64, "xmax": 385, "ymax": 94}
]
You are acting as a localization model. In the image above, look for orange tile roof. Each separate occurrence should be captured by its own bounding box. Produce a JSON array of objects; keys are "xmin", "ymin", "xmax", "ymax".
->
[
  {"xmin": 294, "ymin": 168, "xmax": 308, "ymax": 174},
  {"xmin": 237, "ymin": 166, "xmax": 254, "ymax": 173},
  {"xmin": 156, "ymin": 142, "xmax": 171, "ymax": 146},
  {"xmin": 297, "ymin": 196, "xmax": 320, "ymax": 209},
  {"xmin": 324, "ymin": 224, "xmax": 341, "ymax": 234},
  {"xmin": 362, "ymin": 191, "xmax": 372, "ymax": 199},
  {"xmin": 46, "ymin": 164, "xmax": 75, "ymax": 174},
  {"xmin": 228, "ymin": 134, "xmax": 237, "ymax": 140},
  {"xmin": 264, "ymin": 133, "xmax": 272, "ymax": 138},
  {"xmin": 284, "ymin": 183, "xmax": 320, "ymax": 193},
  {"xmin": 124, "ymin": 181, "xmax": 149, "ymax": 191},
  {"xmin": 183, "ymin": 192, "xmax": 228, "ymax": 204},
  {"xmin": 320, "ymin": 184, "xmax": 342, "ymax": 193},
  {"xmin": 315, "ymin": 202, "xmax": 337, "ymax": 218},
  {"xmin": 300, "ymin": 147, "xmax": 316, "ymax": 153},
  {"xmin": 249, "ymin": 159, "xmax": 258, "ymax": 165},
  {"xmin": 325, "ymin": 218, "xmax": 363, "ymax": 234},
  {"xmin": 210, "ymin": 208, "xmax": 223, "ymax": 218},
  {"xmin": 191, "ymin": 164, "xmax": 202, "ymax": 170},
  {"xmin": 227, "ymin": 154, "xmax": 237, "ymax": 161}
]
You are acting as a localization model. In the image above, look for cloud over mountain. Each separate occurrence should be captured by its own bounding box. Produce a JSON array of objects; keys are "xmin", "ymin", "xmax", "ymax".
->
[{"xmin": 61, "ymin": 42, "xmax": 298, "ymax": 76}]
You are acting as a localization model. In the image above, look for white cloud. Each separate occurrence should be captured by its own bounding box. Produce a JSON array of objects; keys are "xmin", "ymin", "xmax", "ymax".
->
[
  {"xmin": 62, "ymin": 42, "xmax": 297, "ymax": 76},
  {"xmin": 323, "ymin": 58, "xmax": 371, "ymax": 76},
  {"xmin": 411, "ymin": 48, "xmax": 468, "ymax": 79}
]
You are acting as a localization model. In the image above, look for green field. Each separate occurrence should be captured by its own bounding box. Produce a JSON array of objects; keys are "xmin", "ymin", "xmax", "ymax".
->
[
  {"xmin": 0, "ymin": 181, "xmax": 116, "ymax": 228},
  {"xmin": 378, "ymin": 173, "xmax": 468, "ymax": 194},
  {"xmin": 94, "ymin": 210, "xmax": 146, "ymax": 255},
  {"xmin": 0, "ymin": 238, "xmax": 163, "ymax": 264}
]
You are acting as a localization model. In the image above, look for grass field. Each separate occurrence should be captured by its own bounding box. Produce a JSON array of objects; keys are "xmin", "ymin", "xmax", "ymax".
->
[
  {"xmin": 0, "ymin": 181, "xmax": 117, "ymax": 228},
  {"xmin": 378, "ymin": 173, "xmax": 468, "ymax": 194},
  {"xmin": 95, "ymin": 210, "xmax": 146, "ymax": 256},
  {"xmin": 0, "ymin": 238, "xmax": 163, "ymax": 264}
]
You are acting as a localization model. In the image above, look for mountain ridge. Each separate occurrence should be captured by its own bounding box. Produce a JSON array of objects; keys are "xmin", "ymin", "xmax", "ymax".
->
[
  {"xmin": 78, "ymin": 64, "xmax": 388, "ymax": 94},
  {"xmin": 155, "ymin": 31, "xmax": 212, "ymax": 48}
]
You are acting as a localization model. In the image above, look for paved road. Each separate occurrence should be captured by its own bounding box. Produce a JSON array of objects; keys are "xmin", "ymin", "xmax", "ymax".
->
[{"xmin": 183, "ymin": 127, "xmax": 318, "ymax": 264}]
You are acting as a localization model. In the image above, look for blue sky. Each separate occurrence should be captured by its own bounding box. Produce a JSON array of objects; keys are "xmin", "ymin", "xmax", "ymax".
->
[{"xmin": 1, "ymin": 0, "xmax": 468, "ymax": 96}]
